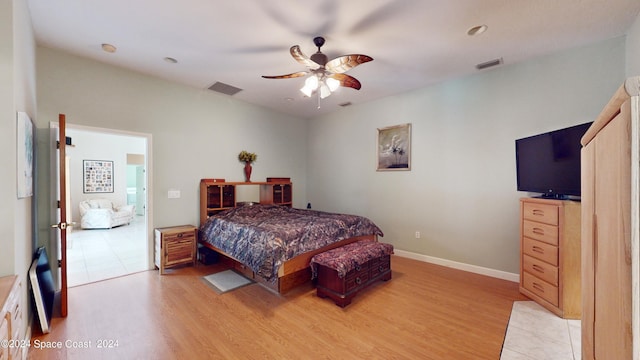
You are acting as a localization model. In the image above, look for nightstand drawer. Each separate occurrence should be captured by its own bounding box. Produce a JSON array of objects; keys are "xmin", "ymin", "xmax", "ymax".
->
[
  {"xmin": 523, "ymin": 254, "xmax": 558, "ymax": 286},
  {"xmin": 523, "ymin": 237, "xmax": 558, "ymax": 266},
  {"xmin": 523, "ymin": 220, "xmax": 558, "ymax": 246},
  {"xmin": 523, "ymin": 202, "xmax": 558, "ymax": 225},
  {"xmin": 164, "ymin": 232, "xmax": 195, "ymax": 242},
  {"xmin": 523, "ymin": 272, "xmax": 558, "ymax": 307}
]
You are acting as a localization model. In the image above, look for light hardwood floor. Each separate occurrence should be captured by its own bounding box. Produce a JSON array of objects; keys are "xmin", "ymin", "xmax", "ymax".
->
[{"xmin": 28, "ymin": 255, "xmax": 527, "ymax": 360}]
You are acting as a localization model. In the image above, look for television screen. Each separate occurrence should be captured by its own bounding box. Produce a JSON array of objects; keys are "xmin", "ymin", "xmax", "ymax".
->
[{"xmin": 515, "ymin": 122, "xmax": 592, "ymax": 197}]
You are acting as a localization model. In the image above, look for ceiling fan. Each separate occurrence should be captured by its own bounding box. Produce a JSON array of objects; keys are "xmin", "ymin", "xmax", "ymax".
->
[{"xmin": 262, "ymin": 37, "xmax": 373, "ymax": 102}]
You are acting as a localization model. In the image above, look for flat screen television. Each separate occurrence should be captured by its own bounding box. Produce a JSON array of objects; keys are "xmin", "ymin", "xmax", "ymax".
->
[{"xmin": 515, "ymin": 122, "xmax": 592, "ymax": 198}]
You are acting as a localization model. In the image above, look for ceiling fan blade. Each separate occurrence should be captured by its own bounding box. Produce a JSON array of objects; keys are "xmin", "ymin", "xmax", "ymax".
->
[
  {"xmin": 290, "ymin": 45, "xmax": 321, "ymax": 70},
  {"xmin": 262, "ymin": 71, "xmax": 308, "ymax": 79},
  {"xmin": 325, "ymin": 54, "xmax": 373, "ymax": 74},
  {"xmin": 329, "ymin": 73, "xmax": 362, "ymax": 90}
]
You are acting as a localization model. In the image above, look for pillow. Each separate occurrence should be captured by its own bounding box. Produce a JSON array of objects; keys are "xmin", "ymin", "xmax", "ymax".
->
[{"xmin": 89, "ymin": 199, "xmax": 113, "ymax": 209}]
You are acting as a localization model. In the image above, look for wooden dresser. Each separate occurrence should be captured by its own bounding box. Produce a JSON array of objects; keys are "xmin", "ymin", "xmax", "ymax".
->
[
  {"xmin": 519, "ymin": 198, "xmax": 581, "ymax": 319},
  {"xmin": 0, "ymin": 275, "xmax": 23, "ymax": 360},
  {"xmin": 580, "ymin": 78, "xmax": 639, "ymax": 359},
  {"xmin": 155, "ymin": 225, "xmax": 198, "ymax": 274}
]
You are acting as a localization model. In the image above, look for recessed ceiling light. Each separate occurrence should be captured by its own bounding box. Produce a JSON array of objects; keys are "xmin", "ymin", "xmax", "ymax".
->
[
  {"xmin": 101, "ymin": 43, "xmax": 117, "ymax": 53},
  {"xmin": 164, "ymin": 57, "xmax": 178, "ymax": 64},
  {"xmin": 467, "ymin": 25, "xmax": 488, "ymax": 36}
]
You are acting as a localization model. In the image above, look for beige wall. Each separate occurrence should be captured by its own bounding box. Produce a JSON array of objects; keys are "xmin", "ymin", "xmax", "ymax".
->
[
  {"xmin": 35, "ymin": 46, "xmax": 309, "ymax": 245},
  {"xmin": 0, "ymin": 0, "xmax": 37, "ymax": 345},
  {"xmin": 627, "ymin": 12, "xmax": 640, "ymax": 77},
  {"xmin": 34, "ymin": 24, "xmax": 632, "ymax": 280},
  {"xmin": 307, "ymin": 37, "xmax": 626, "ymax": 275}
]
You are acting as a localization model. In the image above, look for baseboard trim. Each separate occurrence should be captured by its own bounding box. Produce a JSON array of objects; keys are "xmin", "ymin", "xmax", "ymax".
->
[{"xmin": 393, "ymin": 249, "xmax": 520, "ymax": 283}]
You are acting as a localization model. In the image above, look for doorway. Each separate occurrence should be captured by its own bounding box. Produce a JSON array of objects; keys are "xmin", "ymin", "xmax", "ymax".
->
[{"xmin": 62, "ymin": 125, "xmax": 151, "ymax": 287}]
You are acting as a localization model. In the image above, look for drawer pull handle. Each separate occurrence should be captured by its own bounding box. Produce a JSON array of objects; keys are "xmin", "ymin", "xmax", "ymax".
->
[
  {"xmin": 532, "ymin": 246, "xmax": 544, "ymax": 254},
  {"xmin": 355, "ymin": 265, "xmax": 361, "ymax": 272},
  {"xmin": 532, "ymin": 209, "xmax": 545, "ymax": 216},
  {"xmin": 532, "ymin": 264, "xmax": 545, "ymax": 273},
  {"xmin": 177, "ymin": 233, "xmax": 183, "ymax": 238},
  {"xmin": 532, "ymin": 282, "xmax": 545, "ymax": 292},
  {"xmin": 379, "ymin": 265, "xmax": 384, "ymax": 272},
  {"xmin": 532, "ymin": 228, "xmax": 545, "ymax": 235},
  {"xmin": 355, "ymin": 277, "xmax": 362, "ymax": 285}
]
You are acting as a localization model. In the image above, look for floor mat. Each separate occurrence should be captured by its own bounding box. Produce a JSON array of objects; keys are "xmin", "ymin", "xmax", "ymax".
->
[{"xmin": 202, "ymin": 269, "xmax": 254, "ymax": 294}]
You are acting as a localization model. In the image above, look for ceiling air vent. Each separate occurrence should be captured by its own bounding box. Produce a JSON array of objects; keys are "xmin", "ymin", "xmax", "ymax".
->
[
  {"xmin": 476, "ymin": 58, "xmax": 503, "ymax": 70},
  {"xmin": 208, "ymin": 82, "xmax": 243, "ymax": 96}
]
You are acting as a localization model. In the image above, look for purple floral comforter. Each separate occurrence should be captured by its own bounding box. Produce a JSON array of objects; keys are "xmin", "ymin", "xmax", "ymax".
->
[{"xmin": 199, "ymin": 204, "xmax": 384, "ymax": 282}]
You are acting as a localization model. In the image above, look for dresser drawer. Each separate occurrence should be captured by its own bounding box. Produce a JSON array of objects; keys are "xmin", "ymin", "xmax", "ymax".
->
[
  {"xmin": 523, "ymin": 220, "xmax": 558, "ymax": 245},
  {"xmin": 523, "ymin": 272, "xmax": 559, "ymax": 307},
  {"xmin": 523, "ymin": 237, "xmax": 558, "ymax": 266},
  {"xmin": 523, "ymin": 202, "xmax": 559, "ymax": 225},
  {"xmin": 523, "ymin": 254, "xmax": 558, "ymax": 286}
]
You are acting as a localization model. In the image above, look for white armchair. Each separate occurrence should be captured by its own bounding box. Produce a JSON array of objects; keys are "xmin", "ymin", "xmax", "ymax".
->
[{"xmin": 79, "ymin": 198, "xmax": 135, "ymax": 229}]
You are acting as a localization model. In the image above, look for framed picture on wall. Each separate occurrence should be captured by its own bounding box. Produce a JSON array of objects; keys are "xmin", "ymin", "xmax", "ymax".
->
[
  {"xmin": 17, "ymin": 112, "xmax": 34, "ymax": 198},
  {"xmin": 377, "ymin": 123, "xmax": 411, "ymax": 171},
  {"xmin": 83, "ymin": 160, "xmax": 114, "ymax": 193}
]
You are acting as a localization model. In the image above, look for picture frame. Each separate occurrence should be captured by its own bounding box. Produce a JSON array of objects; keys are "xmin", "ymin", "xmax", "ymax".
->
[
  {"xmin": 16, "ymin": 112, "xmax": 34, "ymax": 198},
  {"xmin": 83, "ymin": 160, "xmax": 114, "ymax": 193},
  {"xmin": 377, "ymin": 123, "xmax": 411, "ymax": 171}
]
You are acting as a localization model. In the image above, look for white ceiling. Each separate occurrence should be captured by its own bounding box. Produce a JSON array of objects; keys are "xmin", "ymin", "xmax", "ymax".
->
[{"xmin": 26, "ymin": 0, "xmax": 640, "ymax": 119}]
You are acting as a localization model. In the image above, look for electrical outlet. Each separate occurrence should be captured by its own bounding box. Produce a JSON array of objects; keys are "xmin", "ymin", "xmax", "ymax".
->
[
  {"xmin": 168, "ymin": 190, "xmax": 181, "ymax": 199},
  {"xmin": 415, "ymin": 231, "xmax": 421, "ymax": 239}
]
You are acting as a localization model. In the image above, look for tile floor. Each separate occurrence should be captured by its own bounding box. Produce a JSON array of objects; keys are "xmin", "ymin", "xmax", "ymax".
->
[
  {"xmin": 501, "ymin": 301, "xmax": 581, "ymax": 360},
  {"xmin": 66, "ymin": 216, "xmax": 148, "ymax": 287}
]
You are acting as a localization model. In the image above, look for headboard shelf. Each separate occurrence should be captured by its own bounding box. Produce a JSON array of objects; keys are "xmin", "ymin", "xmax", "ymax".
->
[{"xmin": 199, "ymin": 178, "xmax": 293, "ymax": 225}]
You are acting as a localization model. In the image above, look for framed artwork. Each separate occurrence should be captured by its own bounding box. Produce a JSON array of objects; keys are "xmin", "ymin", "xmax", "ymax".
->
[
  {"xmin": 377, "ymin": 123, "xmax": 411, "ymax": 171},
  {"xmin": 17, "ymin": 112, "xmax": 34, "ymax": 198},
  {"xmin": 83, "ymin": 160, "xmax": 114, "ymax": 193}
]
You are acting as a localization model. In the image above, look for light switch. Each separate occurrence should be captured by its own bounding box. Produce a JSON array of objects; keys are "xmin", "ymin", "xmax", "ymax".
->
[{"xmin": 168, "ymin": 190, "xmax": 180, "ymax": 198}]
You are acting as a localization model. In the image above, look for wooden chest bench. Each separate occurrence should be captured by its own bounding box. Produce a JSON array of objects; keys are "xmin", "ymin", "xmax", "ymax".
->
[{"xmin": 310, "ymin": 240, "xmax": 393, "ymax": 307}]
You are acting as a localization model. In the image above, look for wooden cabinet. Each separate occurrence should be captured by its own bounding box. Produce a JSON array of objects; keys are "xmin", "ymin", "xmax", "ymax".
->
[
  {"xmin": 200, "ymin": 178, "xmax": 293, "ymax": 225},
  {"xmin": 155, "ymin": 225, "xmax": 198, "ymax": 274},
  {"xmin": 260, "ymin": 179, "xmax": 292, "ymax": 207},
  {"xmin": 0, "ymin": 275, "xmax": 23, "ymax": 360},
  {"xmin": 519, "ymin": 198, "xmax": 581, "ymax": 319},
  {"xmin": 200, "ymin": 179, "xmax": 236, "ymax": 224},
  {"xmin": 580, "ymin": 78, "xmax": 639, "ymax": 359}
]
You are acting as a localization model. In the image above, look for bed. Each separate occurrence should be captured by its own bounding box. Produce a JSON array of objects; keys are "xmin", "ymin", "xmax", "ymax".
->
[{"xmin": 198, "ymin": 204, "xmax": 384, "ymax": 294}]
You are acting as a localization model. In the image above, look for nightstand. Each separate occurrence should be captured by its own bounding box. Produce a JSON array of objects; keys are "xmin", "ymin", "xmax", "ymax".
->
[{"xmin": 154, "ymin": 225, "xmax": 198, "ymax": 274}]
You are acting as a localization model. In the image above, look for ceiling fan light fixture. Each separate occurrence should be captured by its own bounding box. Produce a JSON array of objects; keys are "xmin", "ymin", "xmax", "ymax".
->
[
  {"xmin": 320, "ymin": 83, "xmax": 331, "ymax": 99},
  {"xmin": 300, "ymin": 85, "xmax": 313, "ymax": 97},
  {"xmin": 326, "ymin": 77, "xmax": 340, "ymax": 92}
]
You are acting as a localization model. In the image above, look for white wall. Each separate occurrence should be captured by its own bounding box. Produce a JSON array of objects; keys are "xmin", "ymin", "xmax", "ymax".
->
[
  {"xmin": 0, "ymin": 0, "xmax": 37, "ymax": 344},
  {"xmin": 35, "ymin": 47, "xmax": 309, "ymax": 233},
  {"xmin": 65, "ymin": 128, "xmax": 146, "ymax": 222},
  {"xmin": 627, "ymin": 12, "xmax": 640, "ymax": 77},
  {"xmin": 307, "ymin": 37, "xmax": 626, "ymax": 274}
]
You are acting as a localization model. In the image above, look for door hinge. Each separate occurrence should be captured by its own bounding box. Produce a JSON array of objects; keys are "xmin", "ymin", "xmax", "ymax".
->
[
  {"xmin": 57, "ymin": 200, "xmax": 60, "ymax": 209},
  {"xmin": 58, "ymin": 260, "xmax": 62, "ymax": 268},
  {"xmin": 56, "ymin": 140, "xmax": 60, "ymax": 149}
]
